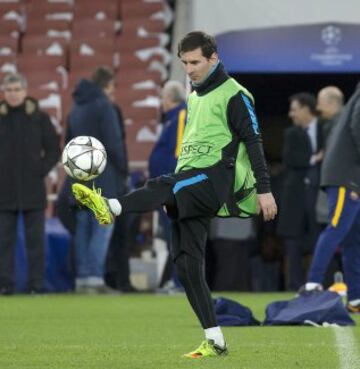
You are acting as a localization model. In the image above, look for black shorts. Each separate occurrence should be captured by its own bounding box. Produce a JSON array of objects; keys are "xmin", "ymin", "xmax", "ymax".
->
[
  {"xmin": 161, "ymin": 161, "xmax": 235, "ymax": 260},
  {"xmin": 164, "ymin": 160, "xmax": 234, "ymax": 220}
]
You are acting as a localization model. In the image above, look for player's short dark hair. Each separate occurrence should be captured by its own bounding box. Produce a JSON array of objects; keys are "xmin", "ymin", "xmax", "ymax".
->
[
  {"xmin": 90, "ymin": 66, "xmax": 114, "ymax": 89},
  {"xmin": 289, "ymin": 92, "xmax": 317, "ymax": 115},
  {"xmin": 177, "ymin": 31, "xmax": 217, "ymax": 59}
]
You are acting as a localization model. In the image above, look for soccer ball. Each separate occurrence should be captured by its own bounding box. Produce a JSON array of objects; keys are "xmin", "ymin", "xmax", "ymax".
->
[{"xmin": 62, "ymin": 136, "xmax": 107, "ymax": 181}]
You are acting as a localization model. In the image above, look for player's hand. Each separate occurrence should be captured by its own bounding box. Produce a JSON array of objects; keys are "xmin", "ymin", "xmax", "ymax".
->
[
  {"xmin": 257, "ymin": 193, "xmax": 277, "ymax": 221},
  {"xmin": 314, "ymin": 150, "xmax": 324, "ymax": 163},
  {"xmin": 350, "ymin": 191, "xmax": 359, "ymax": 201}
]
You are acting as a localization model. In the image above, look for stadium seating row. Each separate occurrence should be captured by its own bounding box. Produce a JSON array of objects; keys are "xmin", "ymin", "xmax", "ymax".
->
[{"xmin": 0, "ymin": 0, "xmax": 172, "ymax": 215}]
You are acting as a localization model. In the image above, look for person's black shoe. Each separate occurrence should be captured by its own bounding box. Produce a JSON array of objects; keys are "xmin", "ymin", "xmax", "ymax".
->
[
  {"xmin": 28, "ymin": 287, "xmax": 47, "ymax": 295},
  {"xmin": 0, "ymin": 287, "xmax": 14, "ymax": 296}
]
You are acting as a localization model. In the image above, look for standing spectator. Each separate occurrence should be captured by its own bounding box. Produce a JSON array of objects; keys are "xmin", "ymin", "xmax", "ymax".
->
[
  {"xmin": 149, "ymin": 80, "xmax": 186, "ymax": 177},
  {"xmin": 277, "ymin": 93, "xmax": 323, "ymax": 290},
  {"xmin": 315, "ymin": 86, "xmax": 344, "ymax": 224},
  {"xmin": 317, "ymin": 86, "xmax": 344, "ymax": 144},
  {"xmin": 0, "ymin": 73, "xmax": 60, "ymax": 294},
  {"xmin": 148, "ymin": 80, "xmax": 186, "ymax": 289},
  {"xmin": 66, "ymin": 66, "xmax": 126, "ymax": 293},
  {"xmin": 304, "ymin": 82, "xmax": 360, "ymax": 313}
]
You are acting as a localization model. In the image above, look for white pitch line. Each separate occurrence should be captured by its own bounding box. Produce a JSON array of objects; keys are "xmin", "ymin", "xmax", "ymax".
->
[{"xmin": 334, "ymin": 327, "xmax": 360, "ymax": 369}]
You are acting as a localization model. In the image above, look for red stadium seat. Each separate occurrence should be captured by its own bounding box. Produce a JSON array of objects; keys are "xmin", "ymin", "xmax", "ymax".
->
[
  {"xmin": 69, "ymin": 53, "xmax": 115, "ymax": 73},
  {"xmin": 26, "ymin": 19, "xmax": 71, "ymax": 38},
  {"xmin": 121, "ymin": 1, "xmax": 164, "ymax": 19},
  {"xmin": 24, "ymin": 70, "xmax": 65, "ymax": 91},
  {"xmin": 70, "ymin": 37, "xmax": 115, "ymax": 56},
  {"xmin": 0, "ymin": 55, "xmax": 17, "ymax": 76},
  {"xmin": 21, "ymin": 36, "xmax": 68, "ymax": 58},
  {"xmin": 116, "ymin": 69, "xmax": 162, "ymax": 85},
  {"xmin": 26, "ymin": 2, "xmax": 73, "ymax": 19},
  {"xmin": 118, "ymin": 52, "xmax": 163, "ymax": 70},
  {"xmin": 17, "ymin": 54, "xmax": 66, "ymax": 75},
  {"xmin": 0, "ymin": 20, "xmax": 20, "ymax": 37},
  {"xmin": 0, "ymin": 2, "xmax": 22, "ymax": 19},
  {"xmin": 121, "ymin": 18, "xmax": 166, "ymax": 35},
  {"xmin": 115, "ymin": 87, "xmax": 159, "ymax": 107},
  {"xmin": 118, "ymin": 34, "xmax": 161, "ymax": 52},
  {"xmin": 74, "ymin": 0, "xmax": 118, "ymax": 20},
  {"xmin": 72, "ymin": 19, "xmax": 116, "ymax": 39},
  {"xmin": 121, "ymin": 106, "xmax": 159, "ymax": 122},
  {"xmin": 124, "ymin": 123, "xmax": 156, "ymax": 164},
  {"xmin": 0, "ymin": 35, "xmax": 19, "ymax": 55}
]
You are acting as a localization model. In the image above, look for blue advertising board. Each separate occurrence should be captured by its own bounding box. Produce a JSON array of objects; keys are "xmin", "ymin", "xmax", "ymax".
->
[{"xmin": 216, "ymin": 23, "xmax": 360, "ymax": 73}]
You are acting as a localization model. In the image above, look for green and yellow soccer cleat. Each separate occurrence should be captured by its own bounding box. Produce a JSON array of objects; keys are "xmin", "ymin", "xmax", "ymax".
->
[
  {"xmin": 72, "ymin": 183, "xmax": 114, "ymax": 225},
  {"xmin": 183, "ymin": 340, "xmax": 228, "ymax": 359}
]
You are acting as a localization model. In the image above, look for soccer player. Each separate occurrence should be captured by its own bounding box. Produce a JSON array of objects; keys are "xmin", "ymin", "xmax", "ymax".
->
[{"xmin": 72, "ymin": 31, "xmax": 277, "ymax": 358}]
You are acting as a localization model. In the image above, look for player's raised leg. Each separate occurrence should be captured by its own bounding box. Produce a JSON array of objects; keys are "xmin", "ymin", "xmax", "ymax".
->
[{"xmin": 72, "ymin": 176, "xmax": 176, "ymax": 225}]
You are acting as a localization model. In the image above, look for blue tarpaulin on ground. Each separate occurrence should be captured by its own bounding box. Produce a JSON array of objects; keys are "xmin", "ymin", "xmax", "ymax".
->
[{"xmin": 264, "ymin": 291, "xmax": 355, "ymax": 326}]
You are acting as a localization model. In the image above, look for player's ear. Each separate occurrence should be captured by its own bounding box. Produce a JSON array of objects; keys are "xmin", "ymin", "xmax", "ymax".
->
[{"xmin": 209, "ymin": 52, "xmax": 218, "ymax": 65}]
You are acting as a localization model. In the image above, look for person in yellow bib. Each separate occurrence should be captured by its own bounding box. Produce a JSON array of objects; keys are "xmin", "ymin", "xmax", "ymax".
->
[{"xmin": 72, "ymin": 31, "xmax": 277, "ymax": 358}]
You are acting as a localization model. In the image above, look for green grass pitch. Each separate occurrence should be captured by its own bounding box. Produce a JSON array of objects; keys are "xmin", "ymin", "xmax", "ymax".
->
[{"xmin": 0, "ymin": 293, "xmax": 359, "ymax": 369}]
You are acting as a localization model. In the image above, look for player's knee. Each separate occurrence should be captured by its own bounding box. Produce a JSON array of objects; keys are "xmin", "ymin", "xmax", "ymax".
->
[
  {"xmin": 174, "ymin": 254, "xmax": 187, "ymax": 283},
  {"xmin": 174, "ymin": 253, "xmax": 200, "ymax": 284}
]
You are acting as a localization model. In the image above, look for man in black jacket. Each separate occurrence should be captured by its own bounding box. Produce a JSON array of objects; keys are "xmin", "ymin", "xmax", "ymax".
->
[
  {"xmin": 66, "ymin": 66, "xmax": 127, "ymax": 293},
  {"xmin": 0, "ymin": 73, "xmax": 60, "ymax": 294},
  {"xmin": 304, "ymin": 83, "xmax": 360, "ymax": 313}
]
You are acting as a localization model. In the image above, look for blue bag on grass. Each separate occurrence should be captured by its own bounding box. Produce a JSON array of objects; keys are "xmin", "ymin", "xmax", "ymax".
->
[
  {"xmin": 214, "ymin": 297, "xmax": 260, "ymax": 326},
  {"xmin": 264, "ymin": 291, "xmax": 355, "ymax": 326}
]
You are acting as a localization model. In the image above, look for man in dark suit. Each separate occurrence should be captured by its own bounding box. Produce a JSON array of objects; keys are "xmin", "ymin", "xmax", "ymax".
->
[{"xmin": 277, "ymin": 93, "xmax": 323, "ymax": 290}]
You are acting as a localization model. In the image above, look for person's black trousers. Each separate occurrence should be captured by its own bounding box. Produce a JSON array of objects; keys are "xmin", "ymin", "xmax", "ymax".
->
[
  {"xmin": 105, "ymin": 214, "xmax": 132, "ymax": 290},
  {"xmin": 171, "ymin": 217, "xmax": 217, "ymax": 328},
  {"xmin": 0, "ymin": 209, "xmax": 45, "ymax": 292},
  {"xmin": 119, "ymin": 172, "xmax": 220, "ymax": 328}
]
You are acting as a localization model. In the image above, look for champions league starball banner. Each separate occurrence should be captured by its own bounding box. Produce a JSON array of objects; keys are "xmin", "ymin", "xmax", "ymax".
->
[{"xmin": 216, "ymin": 23, "xmax": 360, "ymax": 73}]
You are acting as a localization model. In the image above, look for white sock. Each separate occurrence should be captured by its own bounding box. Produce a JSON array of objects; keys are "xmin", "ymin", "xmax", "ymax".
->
[
  {"xmin": 349, "ymin": 299, "xmax": 360, "ymax": 306},
  {"xmin": 204, "ymin": 326, "xmax": 225, "ymax": 348},
  {"xmin": 305, "ymin": 282, "xmax": 322, "ymax": 291},
  {"xmin": 108, "ymin": 199, "xmax": 122, "ymax": 216}
]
